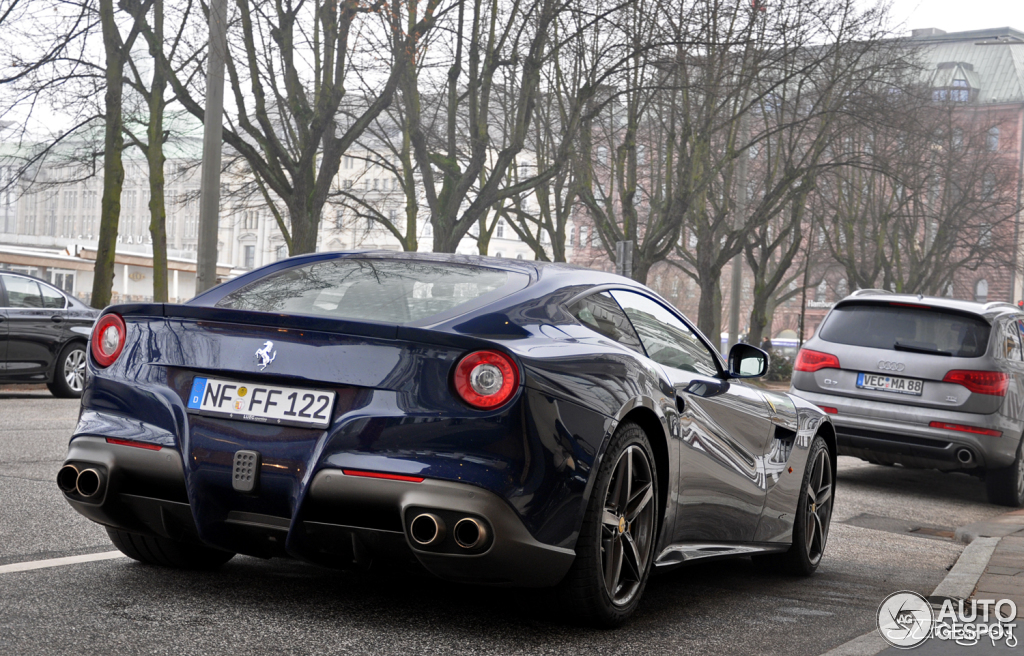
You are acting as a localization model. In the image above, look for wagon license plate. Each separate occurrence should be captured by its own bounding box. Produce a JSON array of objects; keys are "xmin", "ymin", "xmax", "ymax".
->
[
  {"xmin": 856, "ymin": 372, "xmax": 924, "ymax": 396},
  {"xmin": 187, "ymin": 377, "xmax": 335, "ymax": 428}
]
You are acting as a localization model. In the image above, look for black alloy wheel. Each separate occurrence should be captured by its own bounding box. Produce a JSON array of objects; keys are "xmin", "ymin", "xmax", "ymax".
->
[
  {"xmin": 559, "ymin": 421, "xmax": 659, "ymax": 627},
  {"xmin": 757, "ymin": 435, "xmax": 833, "ymax": 575},
  {"xmin": 801, "ymin": 443, "xmax": 833, "ymax": 566}
]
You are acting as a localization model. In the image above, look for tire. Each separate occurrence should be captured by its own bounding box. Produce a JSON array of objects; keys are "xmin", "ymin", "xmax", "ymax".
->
[
  {"xmin": 758, "ymin": 436, "xmax": 833, "ymax": 576},
  {"xmin": 47, "ymin": 342, "xmax": 87, "ymax": 398},
  {"xmin": 106, "ymin": 528, "xmax": 235, "ymax": 570},
  {"xmin": 558, "ymin": 421, "xmax": 659, "ymax": 627},
  {"xmin": 985, "ymin": 438, "xmax": 1024, "ymax": 508}
]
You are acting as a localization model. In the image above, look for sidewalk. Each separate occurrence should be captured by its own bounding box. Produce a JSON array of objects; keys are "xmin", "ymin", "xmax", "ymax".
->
[
  {"xmin": 957, "ymin": 508, "xmax": 1024, "ymax": 619},
  {"xmin": 822, "ymin": 508, "xmax": 1024, "ymax": 655}
]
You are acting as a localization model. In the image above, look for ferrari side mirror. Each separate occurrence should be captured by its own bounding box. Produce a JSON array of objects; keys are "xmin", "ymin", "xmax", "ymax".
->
[{"xmin": 728, "ymin": 343, "xmax": 769, "ymax": 379}]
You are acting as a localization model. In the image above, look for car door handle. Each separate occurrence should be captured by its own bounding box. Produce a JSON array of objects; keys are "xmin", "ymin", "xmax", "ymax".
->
[{"xmin": 51, "ymin": 316, "xmax": 64, "ymax": 323}]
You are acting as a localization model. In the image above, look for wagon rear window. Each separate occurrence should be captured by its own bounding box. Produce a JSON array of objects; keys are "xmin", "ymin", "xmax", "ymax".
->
[
  {"xmin": 216, "ymin": 259, "xmax": 522, "ymax": 324},
  {"xmin": 818, "ymin": 303, "xmax": 991, "ymax": 358}
]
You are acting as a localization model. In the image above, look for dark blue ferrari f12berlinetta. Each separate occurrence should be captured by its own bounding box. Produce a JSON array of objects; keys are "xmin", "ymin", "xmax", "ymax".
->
[{"xmin": 59, "ymin": 252, "xmax": 835, "ymax": 626}]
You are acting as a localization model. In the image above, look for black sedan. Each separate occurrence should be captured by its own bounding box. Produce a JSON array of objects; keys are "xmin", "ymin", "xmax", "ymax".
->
[
  {"xmin": 0, "ymin": 271, "xmax": 98, "ymax": 397},
  {"xmin": 58, "ymin": 252, "xmax": 835, "ymax": 626}
]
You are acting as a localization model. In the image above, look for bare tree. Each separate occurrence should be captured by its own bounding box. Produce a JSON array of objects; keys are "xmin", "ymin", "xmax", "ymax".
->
[
  {"xmin": 818, "ymin": 79, "xmax": 1020, "ymax": 298},
  {"xmin": 396, "ymin": 0, "xmax": 606, "ymax": 254},
  {"xmin": 141, "ymin": 0, "xmax": 441, "ymax": 256},
  {"xmin": 123, "ymin": 0, "xmax": 196, "ymax": 302}
]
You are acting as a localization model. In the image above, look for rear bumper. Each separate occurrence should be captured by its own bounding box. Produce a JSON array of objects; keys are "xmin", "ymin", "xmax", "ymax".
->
[
  {"xmin": 60, "ymin": 437, "xmax": 575, "ymax": 587},
  {"xmin": 789, "ymin": 389, "xmax": 1019, "ymax": 471}
]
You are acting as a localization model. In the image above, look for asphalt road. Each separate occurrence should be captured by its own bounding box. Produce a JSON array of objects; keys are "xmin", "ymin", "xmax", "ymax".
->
[{"xmin": 0, "ymin": 390, "xmax": 1009, "ymax": 655}]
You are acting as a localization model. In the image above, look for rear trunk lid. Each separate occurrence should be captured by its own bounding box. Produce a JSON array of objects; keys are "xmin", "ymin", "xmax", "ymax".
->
[{"xmin": 793, "ymin": 301, "xmax": 1003, "ymax": 415}]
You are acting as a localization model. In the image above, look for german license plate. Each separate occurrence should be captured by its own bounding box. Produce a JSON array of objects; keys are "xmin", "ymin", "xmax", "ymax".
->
[
  {"xmin": 856, "ymin": 372, "xmax": 924, "ymax": 396},
  {"xmin": 187, "ymin": 377, "xmax": 335, "ymax": 428}
]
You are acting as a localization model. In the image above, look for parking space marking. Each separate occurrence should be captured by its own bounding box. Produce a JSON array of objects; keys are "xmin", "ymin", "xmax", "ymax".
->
[{"xmin": 0, "ymin": 551, "xmax": 126, "ymax": 574}]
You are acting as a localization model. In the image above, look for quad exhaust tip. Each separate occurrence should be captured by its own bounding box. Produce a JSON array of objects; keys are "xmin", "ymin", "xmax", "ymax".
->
[
  {"xmin": 453, "ymin": 517, "xmax": 489, "ymax": 550},
  {"xmin": 76, "ymin": 469, "xmax": 103, "ymax": 497},
  {"xmin": 57, "ymin": 465, "xmax": 80, "ymax": 494},
  {"xmin": 410, "ymin": 513, "xmax": 446, "ymax": 546},
  {"xmin": 57, "ymin": 465, "xmax": 105, "ymax": 498}
]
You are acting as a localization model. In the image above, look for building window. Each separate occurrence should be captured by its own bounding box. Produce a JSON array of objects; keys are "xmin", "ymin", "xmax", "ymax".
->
[
  {"xmin": 389, "ymin": 209, "xmax": 398, "ymax": 223},
  {"xmin": 496, "ymin": 219, "xmax": 505, "ymax": 239},
  {"xmin": 579, "ymin": 225, "xmax": 588, "ymax": 248},
  {"xmin": 243, "ymin": 245, "xmax": 255, "ymax": 269},
  {"xmin": 975, "ymin": 279, "xmax": 988, "ymax": 303},
  {"xmin": 596, "ymin": 146, "xmax": 608, "ymax": 167},
  {"xmin": 276, "ymin": 244, "xmax": 288, "ymax": 260},
  {"xmin": 934, "ymin": 78, "xmax": 971, "ymax": 103},
  {"xmin": 987, "ymin": 127, "xmax": 1000, "ymax": 152}
]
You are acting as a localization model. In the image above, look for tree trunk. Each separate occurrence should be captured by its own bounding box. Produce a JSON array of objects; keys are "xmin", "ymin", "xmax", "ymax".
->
[
  {"xmin": 146, "ymin": 0, "xmax": 168, "ymax": 302},
  {"xmin": 290, "ymin": 202, "xmax": 319, "ymax": 254},
  {"xmin": 695, "ymin": 273, "xmax": 722, "ymax": 350},
  {"xmin": 746, "ymin": 287, "xmax": 770, "ymax": 347},
  {"xmin": 91, "ymin": 0, "xmax": 126, "ymax": 309}
]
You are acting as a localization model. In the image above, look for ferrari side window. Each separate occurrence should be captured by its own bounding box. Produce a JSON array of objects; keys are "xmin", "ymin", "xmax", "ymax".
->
[
  {"xmin": 1004, "ymin": 320, "xmax": 1022, "ymax": 361},
  {"xmin": 610, "ymin": 290, "xmax": 719, "ymax": 377},
  {"xmin": 568, "ymin": 292, "xmax": 644, "ymax": 354}
]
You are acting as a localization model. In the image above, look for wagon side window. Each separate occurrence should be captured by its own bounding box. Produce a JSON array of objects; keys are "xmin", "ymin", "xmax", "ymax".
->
[
  {"xmin": 568, "ymin": 292, "xmax": 644, "ymax": 355},
  {"xmin": 609, "ymin": 290, "xmax": 719, "ymax": 377}
]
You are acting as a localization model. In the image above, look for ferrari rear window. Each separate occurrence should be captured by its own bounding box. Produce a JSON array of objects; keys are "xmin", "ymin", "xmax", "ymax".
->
[
  {"xmin": 818, "ymin": 303, "xmax": 991, "ymax": 358},
  {"xmin": 216, "ymin": 258, "xmax": 523, "ymax": 324}
]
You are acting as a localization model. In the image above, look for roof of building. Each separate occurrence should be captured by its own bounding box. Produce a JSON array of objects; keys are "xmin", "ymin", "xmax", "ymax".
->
[{"xmin": 910, "ymin": 27, "xmax": 1024, "ymax": 104}]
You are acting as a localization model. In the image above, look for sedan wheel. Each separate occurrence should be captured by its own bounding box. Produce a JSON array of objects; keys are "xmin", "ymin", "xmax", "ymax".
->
[
  {"xmin": 558, "ymin": 421, "xmax": 659, "ymax": 627},
  {"xmin": 47, "ymin": 343, "xmax": 87, "ymax": 398},
  {"xmin": 64, "ymin": 348, "xmax": 86, "ymax": 393}
]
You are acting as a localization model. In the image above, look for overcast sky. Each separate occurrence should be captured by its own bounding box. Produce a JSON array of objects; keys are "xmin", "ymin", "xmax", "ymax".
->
[{"xmin": 879, "ymin": 0, "xmax": 1024, "ymax": 35}]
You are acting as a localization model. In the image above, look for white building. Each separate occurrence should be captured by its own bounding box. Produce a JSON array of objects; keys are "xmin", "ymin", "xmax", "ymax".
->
[{"xmin": 0, "ymin": 141, "xmax": 567, "ymax": 304}]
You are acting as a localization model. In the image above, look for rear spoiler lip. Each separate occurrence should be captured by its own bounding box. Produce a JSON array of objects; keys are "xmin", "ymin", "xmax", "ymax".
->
[
  {"xmin": 831, "ymin": 299, "xmax": 993, "ymax": 324},
  {"xmin": 102, "ymin": 303, "xmax": 504, "ymax": 352}
]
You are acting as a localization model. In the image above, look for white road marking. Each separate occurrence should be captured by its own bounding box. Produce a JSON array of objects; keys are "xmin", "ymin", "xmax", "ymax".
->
[{"xmin": 0, "ymin": 551, "xmax": 126, "ymax": 574}]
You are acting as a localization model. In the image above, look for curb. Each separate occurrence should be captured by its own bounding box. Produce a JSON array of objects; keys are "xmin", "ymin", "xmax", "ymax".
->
[
  {"xmin": 818, "ymin": 520, "xmax": 1016, "ymax": 656},
  {"xmin": 929, "ymin": 537, "xmax": 999, "ymax": 602}
]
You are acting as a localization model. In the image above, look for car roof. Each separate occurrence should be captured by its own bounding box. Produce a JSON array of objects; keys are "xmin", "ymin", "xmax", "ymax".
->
[
  {"xmin": 836, "ymin": 291, "xmax": 1022, "ymax": 322},
  {"xmin": 267, "ymin": 249, "xmax": 644, "ymax": 288}
]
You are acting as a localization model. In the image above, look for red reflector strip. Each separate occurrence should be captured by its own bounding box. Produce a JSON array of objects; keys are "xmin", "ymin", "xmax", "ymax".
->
[
  {"xmin": 928, "ymin": 421, "xmax": 1002, "ymax": 438},
  {"xmin": 105, "ymin": 437, "xmax": 163, "ymax": 451},
  {"xmin": 341, "ymin": 469, "xmax": 425, "ymax": 483},
  {"xmin": 818, "ymin": 406, "xmax": 838, "ymax": 415}
]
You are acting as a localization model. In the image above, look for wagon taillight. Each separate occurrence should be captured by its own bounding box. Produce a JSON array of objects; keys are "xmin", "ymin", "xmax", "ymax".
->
[
  {"xmin": 453, "ymin": 350, "xmax": 519, "ymax": 409},
  {"xmin": 91, "ymin": 313, "xmax": 126, "ymax": 368}
]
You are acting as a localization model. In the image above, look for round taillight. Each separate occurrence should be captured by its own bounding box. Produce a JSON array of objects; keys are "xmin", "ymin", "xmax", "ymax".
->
[
  {"xmin": 453, "ymin": 350, "xmax": 520, "ymax": 409},
  {"xmin": 91, "ymin": 314, "xmax": 126, "ymax": 368}
]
